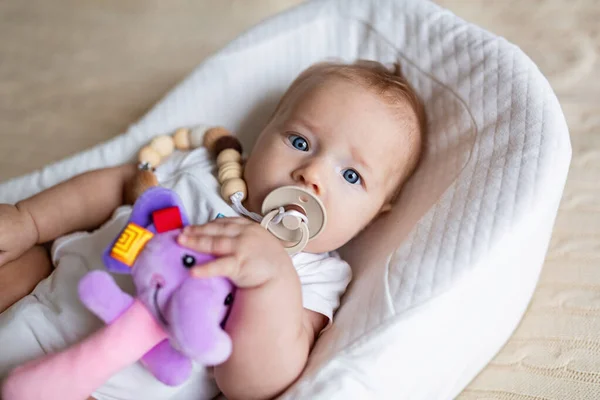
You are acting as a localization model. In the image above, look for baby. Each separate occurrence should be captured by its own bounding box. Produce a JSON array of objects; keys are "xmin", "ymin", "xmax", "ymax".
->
[{"xmin": 0, "ymin": 60, "xmax": 425, "ymax": 400}]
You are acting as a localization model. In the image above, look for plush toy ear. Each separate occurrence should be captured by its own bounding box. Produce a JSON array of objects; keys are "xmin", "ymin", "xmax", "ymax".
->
[
  {"xmin": 127, "ymin": 187, "xmax": 190, "ymax": 229},
  {"xmin": 102, "ymin": 187, "xmax": 190, "ymax": 274}
]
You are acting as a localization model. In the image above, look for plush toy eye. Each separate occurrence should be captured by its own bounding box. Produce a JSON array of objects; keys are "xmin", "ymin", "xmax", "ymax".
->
[
  {"xmin": 182, "ymin": 255, "xmax": 196, "ymax": 268},
  {"xmin": 224, "ymin": 293, "xmax": 234, "ymax": 306}
]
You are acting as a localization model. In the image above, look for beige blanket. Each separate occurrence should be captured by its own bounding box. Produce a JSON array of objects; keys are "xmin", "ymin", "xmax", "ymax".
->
[{"xmin": 1, "ymin": 1, "xmax": 598, "ymax": 398}]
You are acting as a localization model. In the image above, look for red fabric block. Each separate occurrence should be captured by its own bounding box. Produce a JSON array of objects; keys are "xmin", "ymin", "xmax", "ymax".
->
[{"xmin": 152, "ymin": 207, "xmax": 183, "ymax": 233}]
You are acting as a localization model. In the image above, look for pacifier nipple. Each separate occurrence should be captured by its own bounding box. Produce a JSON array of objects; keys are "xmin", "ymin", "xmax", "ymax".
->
[{"xmin": 260, "ymin": 186, "xmax": 327, "ymax": 255}]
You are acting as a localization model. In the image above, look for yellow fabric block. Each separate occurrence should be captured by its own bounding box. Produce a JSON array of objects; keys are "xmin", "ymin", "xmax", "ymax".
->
[{"xmin": 110, "ymin": 223, "xmax": 154, "ymax": 266}]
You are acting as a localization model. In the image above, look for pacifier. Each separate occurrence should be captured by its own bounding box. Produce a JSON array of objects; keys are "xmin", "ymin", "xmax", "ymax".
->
[{"xmin": 260, "ymin": 186, "xmax": 327, "ymax": 255}]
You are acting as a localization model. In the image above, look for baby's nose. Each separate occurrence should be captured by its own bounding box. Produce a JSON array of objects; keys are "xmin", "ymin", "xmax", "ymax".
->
[
  {"xmin": 302, "ymin": 178, "xmax": 320, "ymax": 196},
  {"xmin": 292, "ymin": 167, "xmax": 322, "ymax": 196}
]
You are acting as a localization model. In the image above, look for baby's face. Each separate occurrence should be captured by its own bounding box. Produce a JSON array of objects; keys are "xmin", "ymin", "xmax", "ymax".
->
[{"xmin": 244, "ymin": 76, "xmax": 414, "ymax": 253}]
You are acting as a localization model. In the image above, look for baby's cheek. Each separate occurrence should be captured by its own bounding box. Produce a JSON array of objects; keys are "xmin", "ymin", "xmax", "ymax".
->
[{"xmin": 325, "ymin": 211, "xmax": 365, "ymax": 246}]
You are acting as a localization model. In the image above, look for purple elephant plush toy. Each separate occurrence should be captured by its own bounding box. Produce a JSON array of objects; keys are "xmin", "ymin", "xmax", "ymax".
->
[
  {"xmin": 78, "ymin": 186, "xmax": 236, "ymax": 386},
  {"xmin": 1, "ymin": 187, "xmax": 236, "ymax": 399}
]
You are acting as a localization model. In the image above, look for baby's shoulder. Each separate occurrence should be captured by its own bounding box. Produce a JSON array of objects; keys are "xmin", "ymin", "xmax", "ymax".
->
[{"xmin": 291, "ymin": 251, "xmax": 352, "ymax": 279}]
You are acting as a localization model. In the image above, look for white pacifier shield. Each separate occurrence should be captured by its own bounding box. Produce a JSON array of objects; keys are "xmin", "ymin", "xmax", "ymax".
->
[{"xmin": 261, "ymin": 186, "xmax": 326, "ymax": 242}]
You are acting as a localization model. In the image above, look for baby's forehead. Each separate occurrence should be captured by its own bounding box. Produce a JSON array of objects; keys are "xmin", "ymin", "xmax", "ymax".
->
[
  {"xmin": 287, "ymin": 74, "xmax": 418, "ymax": 121},
  {"xmin": 286, "ymin": 77, "xmax": 413, "ymax": 145},
  {"xmin": 365, "ymin": 130, "xmax": 411, "ymax": 171}
]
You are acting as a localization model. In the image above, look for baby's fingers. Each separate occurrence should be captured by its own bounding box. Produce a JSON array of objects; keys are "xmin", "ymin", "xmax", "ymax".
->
[
  {"xmin": 191, "ymin": 256, "xmax": 239, "ymax": 280},
  {"xmin": 182, "ymin": 222, "xmax": 243, "ymax": 238},
  {"xmin": 183, "ymin": 218, "xmax": 250, "ymax": 233},
  {"xmin": 178, "ymin": 234, "xmax": 236, "ymax": 256}
]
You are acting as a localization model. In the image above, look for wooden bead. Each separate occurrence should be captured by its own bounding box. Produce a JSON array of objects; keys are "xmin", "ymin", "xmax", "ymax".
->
[
  {"xmin": 218, "ymin": 163, "xmax": 243, "ymax": 183},
  {"xmin": 221, "ymin": 178, "xmax": 246, "ymax": 201},
  {"xmin": 218, "ymin": 168, "xmax": 242, "ymax": 184},
  {"xmin": 150, "ymin": 135, "xmax": 175, "ymax": 157},
  {"xmin": 138, "ymin": 146, "xmax": 162, "ymax": 167},
  {"xmin": 173, "ymin": 128, "xmax": 191, "ymax": 150},
  {"xmin": 203, "ymin": 127, "xmax": 232, "ymax": 153},
  {"xmin": 213, "ymin": 135, "xmax": 243, "ymax": 156},
  {"xmin": 219, "ymin": 161, "xmax": 243, "ymax": 174},
  {"xmin": 124, "ymin": 169, "xmax": 159, "ymax": 205},
  {"xmin": 190, "ymin": 125, "xmax": 210, "ymax": 148},
  {"xmin": 216, "ymin": 149, "xmax": 242, "ymax": 167}
]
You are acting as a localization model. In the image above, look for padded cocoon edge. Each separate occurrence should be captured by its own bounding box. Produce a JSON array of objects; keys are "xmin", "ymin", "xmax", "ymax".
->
[{"xmin": 0, "ymin": 0, "xmax": 571, "ymax": 398}]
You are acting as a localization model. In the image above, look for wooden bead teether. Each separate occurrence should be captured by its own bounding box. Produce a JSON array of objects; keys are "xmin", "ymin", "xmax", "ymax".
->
[
  {"xmin": 138, "ymin": 146, "xmax": 162, "ymax": 168},
  {"xmin": 150, "ymin": 135, "xmax": 175, "ymax": 157},
  {"xmin": 203, "ymin": 127, "xmax": 232, "ymax": 153},
  {"xmin": 216, "ymin": 149, "xmax": 242, "ymax": 167},
  {"xmin": 189, "ymin": 125, "xmax": 209, "ymax": 148},
  {"xmin": 211, "ymin": 136, "xmax": 245, "ymax": 202},
  {"xmin": 213, "ymin": 135, "xmax": 243, "ymax": 155},
  {"xmin": 132, "ymin": 124, "xmax": 245, "ymax": 204},
  {"xmin": 218, "ymin": 163, "xmax": 243, "ymax": 184},
  {"xmin": 220, "ymin": 178, "xmax": 247, "ymax": 201},
  {"xmin": 173, "ymin": 128, "xmax": 191, "ymax": 150},
  {"xmin": 124, "ymin": 166, "xmax": 159, "ymax": 205}
]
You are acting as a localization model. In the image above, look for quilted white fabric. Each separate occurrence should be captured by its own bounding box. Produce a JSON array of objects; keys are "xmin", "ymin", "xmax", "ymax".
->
[{"xmin": 0, "ymin": 0, "xmax": 571, "ymax": 399}]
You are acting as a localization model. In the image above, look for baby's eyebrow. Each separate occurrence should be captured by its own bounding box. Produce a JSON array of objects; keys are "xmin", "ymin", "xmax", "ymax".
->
[
  {"xmin": 290, "ymin": 117, "xmax": 320, "ymax": 135},
  {"xmin": 350, "ymin": 146, "xmax": 372, "ymax": 174}
]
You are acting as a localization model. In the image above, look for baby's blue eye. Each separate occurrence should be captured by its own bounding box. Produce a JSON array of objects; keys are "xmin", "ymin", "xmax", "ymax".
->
[
  {"xmin": 342, "ymin": 169, "xmax": 361, "ymax": 184},
  {"xmin": 289, "ymin": 135, "xmax": 309, "ymax": 152}
]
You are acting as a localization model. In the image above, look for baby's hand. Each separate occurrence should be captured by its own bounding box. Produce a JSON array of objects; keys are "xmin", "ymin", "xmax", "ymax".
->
[
  {"xmin": 0, "ymin": 204, "xmax": 38, "ymax": 267},
  {"xmin": 177, "ymin": 218, "xmax": 290, "ymax": 288}
]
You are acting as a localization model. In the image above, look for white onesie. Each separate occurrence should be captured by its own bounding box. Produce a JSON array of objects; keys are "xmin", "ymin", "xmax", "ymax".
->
[{"xmin": 0, "ymin": 148, "xmax": 352, "ymax": 400}]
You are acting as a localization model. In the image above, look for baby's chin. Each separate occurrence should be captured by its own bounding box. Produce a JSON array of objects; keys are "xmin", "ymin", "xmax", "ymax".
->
[
  {"xmin": 280, "ymin": 220, "xmax": 343, "ymax": 254},
  {"xmin": 301, "ymin": 235, "xmax": 349, "ymax": 254}
]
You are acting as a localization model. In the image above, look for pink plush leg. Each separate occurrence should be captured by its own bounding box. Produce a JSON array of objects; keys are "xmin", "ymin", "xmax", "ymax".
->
[{"xmin": 2, "ymin": 300, "xmax": 167, "ymax": 400}]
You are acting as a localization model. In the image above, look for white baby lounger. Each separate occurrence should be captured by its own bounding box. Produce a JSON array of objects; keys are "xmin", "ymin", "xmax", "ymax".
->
[{"xmin": 0, "ymin": 0, "xmax": 571, "ymax": 398}]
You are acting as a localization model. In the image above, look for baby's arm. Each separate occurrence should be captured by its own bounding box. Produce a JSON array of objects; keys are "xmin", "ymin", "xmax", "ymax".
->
[
  {"xmin": 16, "ymin": 163, "xmax": 137, "ymax": 245},
  {"xmin": 0, "ymin": 164, "xmax": 136, "ymax": 311},
  {"xmin": 179, "ymin": 219, "xmax": 327, "ymax": 400},
  {"xmin": 0, "ymin": 246, "xmax": 52, "ymax": 312},
  {"xmin": 215, "ymin": 268, "xmax": 325, "ymax": 400}
]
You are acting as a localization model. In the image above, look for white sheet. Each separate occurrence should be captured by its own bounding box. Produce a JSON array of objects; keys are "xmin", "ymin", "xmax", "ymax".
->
[{"xmin": 0, "ymin": 0, "xmax": 571, "ymax": 398}]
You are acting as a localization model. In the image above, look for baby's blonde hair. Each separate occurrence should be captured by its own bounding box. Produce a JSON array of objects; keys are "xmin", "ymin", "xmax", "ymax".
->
[{"xmin": 276, "ymin": 60, "xmax": 426, "ymax": 201}]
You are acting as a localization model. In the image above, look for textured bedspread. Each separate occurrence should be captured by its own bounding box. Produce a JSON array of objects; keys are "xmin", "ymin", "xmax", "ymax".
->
[{"xmin": 1, "ymin": 1, "xmax": 598, "ymax": 398}]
